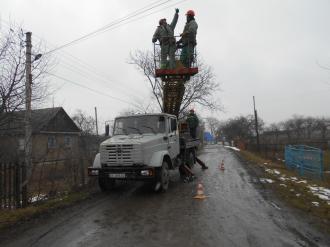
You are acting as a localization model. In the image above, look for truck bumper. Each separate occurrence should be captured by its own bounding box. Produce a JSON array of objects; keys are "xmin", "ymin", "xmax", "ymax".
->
[{"xmin": 88, "ymin": 166, "xmax": 156, "ymax": 181}]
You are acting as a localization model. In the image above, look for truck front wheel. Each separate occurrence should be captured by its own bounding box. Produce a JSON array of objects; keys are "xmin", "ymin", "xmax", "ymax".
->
[
  {"xmin": 98, "ymin": 177, "xmax": 116, "ymax": 192},
  {"xmin": 155, "ymin": 160, "xmax": 170, "ymax": 192}
]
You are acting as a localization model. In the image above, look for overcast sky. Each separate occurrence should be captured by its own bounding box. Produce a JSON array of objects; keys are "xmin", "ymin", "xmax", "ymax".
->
[{"xmin": 1, "ymin": 0, "xmax": 330, "ymax": 131}]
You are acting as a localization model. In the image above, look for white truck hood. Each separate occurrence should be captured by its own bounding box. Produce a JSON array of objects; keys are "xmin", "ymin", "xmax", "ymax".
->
[{"xmin": 101, "ymin": 134, "xmax": 164, "ymax": 145}]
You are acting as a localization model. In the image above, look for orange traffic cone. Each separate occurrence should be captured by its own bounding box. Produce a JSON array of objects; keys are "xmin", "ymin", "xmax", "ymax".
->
[
  {"xmin": 219, "ymin": 160, "xmax": 225, "ymax": 171},
  {"xmin": 193, "ymin": 182, "xmax": 206, "ymax": 199}
]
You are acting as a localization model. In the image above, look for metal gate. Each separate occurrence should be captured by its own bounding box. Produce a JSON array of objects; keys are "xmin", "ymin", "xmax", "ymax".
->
[
  {"xmin": 285, "ymin": 145, "xmax": 323, "ymax": 179},
  {"xmin": 0, "ymin": 163, "xmax": 27, "ymax": 209}
]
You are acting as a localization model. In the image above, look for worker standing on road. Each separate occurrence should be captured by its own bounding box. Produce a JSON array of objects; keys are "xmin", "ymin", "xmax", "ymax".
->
[
  {"xmin": 186, "ymin": 109, "xmax": 199, "ymax": 139},
  {"xmin": 177, "ymin": 10, "xmax": 198, "ymax": 68},
  {"xmin": 186, "ymin": 109, "xmax": 209, "ymax": 170},
  {"xmin": 152, "ymin": 9, "xmax": 179, "ymax": 69}
]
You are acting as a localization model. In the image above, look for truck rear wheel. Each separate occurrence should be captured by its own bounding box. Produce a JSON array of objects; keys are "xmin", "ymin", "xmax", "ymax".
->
[
  {"xmin": 98, "ymin": 177, "xmax": 116, "ymax": 192},
  {"xmin": 155, "ymin": 160, "xmax": 170, "ymax": 192}
]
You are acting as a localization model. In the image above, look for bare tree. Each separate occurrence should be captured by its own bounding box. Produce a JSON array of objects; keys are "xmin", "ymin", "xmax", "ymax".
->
[
  {"xmin": 219, "ymin": 115, "xmax": 264, "ymax": 141},
  {"xmin": 0, "ymin": 24, "xmax": 53, "ymax": 118},
  {"xmin": 72, "ymin": 109, "xmax": 95, "ymax": 135},
  {"xmin": 206, "ymin": 117, "xmax": 221, "ymax": 138},
  {"xmin": 129, "ymin": 50, "xmax": 221, "ymax": 114}
]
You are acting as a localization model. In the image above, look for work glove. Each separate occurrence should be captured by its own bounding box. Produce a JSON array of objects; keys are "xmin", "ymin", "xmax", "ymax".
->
[
  {"xmin": 152, "ymin": 37, "xmax": 157, "ymax": 43},
  {"xmin": 175, "ymin": 8, "xmax": 179, "ymax": 14}
]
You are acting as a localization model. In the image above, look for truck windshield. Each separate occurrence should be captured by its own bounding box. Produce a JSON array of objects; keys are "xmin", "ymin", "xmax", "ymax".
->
[{"xmin": 113, "ymin": 115, "xmax": 166, "ymax": 135}]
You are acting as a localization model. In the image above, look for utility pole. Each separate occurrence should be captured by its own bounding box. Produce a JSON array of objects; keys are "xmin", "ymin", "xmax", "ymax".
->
[
  {"xmin": 253, "ymin": 96, "xmax": 260, "ymax": 152},
  {"xmin": 94, "ymin": 107, "xmax": 98, "ymax": 135},
  {"xmin": 23, "ymin": 32, "xmax": 32, "ymax": 207}
]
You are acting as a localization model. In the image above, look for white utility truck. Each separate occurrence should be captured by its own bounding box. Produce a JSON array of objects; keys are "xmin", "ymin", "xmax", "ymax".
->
[
  {"xmin": 88, "ymin": 37, "xmax": 202, "ymax": 192},
  {"xmin": 88, "ymin": 113, "xmax": 199, "ymax": 192}
]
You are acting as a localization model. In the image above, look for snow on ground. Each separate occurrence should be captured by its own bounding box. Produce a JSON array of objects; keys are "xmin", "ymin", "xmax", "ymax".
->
[
  {"xmin": 260, "ymin": 178, "xmax": 274, "ymax": 184},
  {"xmin": 308, "ymin": 186, "xmax": 330, "ymax": 202},
  {"xmin": 260, "ymin": 164, "xmax": 330, "ymax": 204},
  {"xmin": 30, "ymin": 194, "xmax": 47, "ymax": 203},
  {"xmin": 224, "ymin": 146, "xmax": 240, "ymax": 151}
]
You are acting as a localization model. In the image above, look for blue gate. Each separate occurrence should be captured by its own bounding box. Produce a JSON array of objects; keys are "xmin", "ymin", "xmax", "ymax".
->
[{"xmin": 284, "ymin": 145, "xmax": 323, "ymax": 179}]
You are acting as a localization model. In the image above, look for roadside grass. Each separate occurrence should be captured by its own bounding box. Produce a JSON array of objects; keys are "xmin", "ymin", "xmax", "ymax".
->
[
  {"xmin": 240, "ymin": 150, "xmax": 330, "ymax": 230},
  {"xmin": 0, "ymin": 191, "xmax": 90, "ymax": 230}
]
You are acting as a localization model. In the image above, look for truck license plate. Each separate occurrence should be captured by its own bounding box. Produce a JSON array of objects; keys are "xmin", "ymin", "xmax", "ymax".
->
[{"xmin": 109, "ymin": 173, "xmax": 126, "ymax": 178}]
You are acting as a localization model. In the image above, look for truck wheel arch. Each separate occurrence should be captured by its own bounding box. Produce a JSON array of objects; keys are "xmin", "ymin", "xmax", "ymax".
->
[
  {"xmin": 163, "ymin": 155, "xmax": 173, "ymax": 169},
  {"xmin": 149, "ymin": 151, "xmax": 173, "ymax": 169}
]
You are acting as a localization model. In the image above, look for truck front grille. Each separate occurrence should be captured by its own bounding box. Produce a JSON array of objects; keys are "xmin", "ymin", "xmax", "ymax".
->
[{"xmin": 101, "ymin": 144, "xmax": 142, "ymax": 166}]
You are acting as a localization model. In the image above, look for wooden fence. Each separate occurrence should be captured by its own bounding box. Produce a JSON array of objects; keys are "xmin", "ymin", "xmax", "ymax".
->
[{"xmin": 0, "ymin": 163, "xmax": 27, "ymax": 209}]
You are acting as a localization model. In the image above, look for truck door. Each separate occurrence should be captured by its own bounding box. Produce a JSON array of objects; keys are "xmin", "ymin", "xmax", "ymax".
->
[{"xmin": 168, "ymin": 117, "xmax": 180, "ymax": 158}]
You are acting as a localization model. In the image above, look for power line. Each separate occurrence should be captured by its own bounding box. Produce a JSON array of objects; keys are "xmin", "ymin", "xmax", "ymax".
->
[
  {"xmin": 47, "ymin": 72, "xmax": 141, "ymax": 108},
  {"xmin": 0, "ymin": 19, "xmax": 144, "ymax": 100},
  {"xmin": 43, "ymin": 0, "xmax": 174, "ymax": 55},
  {"xmin": 0, "ymin": 0, "xmax": 187, "ymax": 96}
]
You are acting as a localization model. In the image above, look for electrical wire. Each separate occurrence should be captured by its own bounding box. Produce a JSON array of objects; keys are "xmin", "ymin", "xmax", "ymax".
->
[
  {"xmin": 0, "ymin": 19, "xmax": 144, "ymax": 100},
  {"xmin": 47, "ymin": 72, "xmax": 141, "ymax": 108},
  {"xmin": 43, "ymin": 0, "xmax": 174, "ymax": 55}
]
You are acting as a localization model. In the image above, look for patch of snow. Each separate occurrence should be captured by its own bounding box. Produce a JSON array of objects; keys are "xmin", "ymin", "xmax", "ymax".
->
[
  {"xmin": 296, "ymin": 193, "xmax": 301, "ymax": 197},
  {"xmin": 260, "ymin": 178, "xmax": 274, "ymax": 184},
  {"xmin": 265, "ymin": 169, "xmax": 272, "ymax": 174},
  {"xmin": 290, "ymin": 189, "xmax": 295, "ymax": 192},
  {"xmin": 280, "ymin": 184, "xmax": 287, "ymax": 187},
  {"xmin": 290, "ymin": 177, "xmax": 298, "ymax": 181},
  {"xmin": 311, "ymin": 202, "xmax": 319, "ymax": 207},
  {"xmin": 274, "ymin": 170, "xmax": 281, "ymax": 175},
  {"xmin": 30, "ymin": 194, "xmax": 47, "ymax": 203},
  {"xmin": 279, "ymin": 177, "xmax": 287, "ymax": 181},
  {"xmin": 296, "ymin": 180, "xmax": 307, "ymax": 184},
  {"xmin": 264, "ymin": 162, "xmax": 268, "ymax": 165},
  {"xmin": 308, "ymin": 186, "xmax": 330, "ymax": 202},
  {"xmin": 316, "ymin": 194, "xmax": 329, "ymax": 201},
  {"xmin": 224, "ymin": 146, "xmax": 240, "ymax": 151}
]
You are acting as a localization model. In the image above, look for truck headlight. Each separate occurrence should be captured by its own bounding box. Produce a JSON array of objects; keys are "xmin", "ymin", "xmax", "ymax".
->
[
  {"xmin": 141, "ymin": 169, "xmax": 154, "ymax": 176},
  {"xmin": 91, "ymin": 169, "xmax": 99, "ymax": 176}
]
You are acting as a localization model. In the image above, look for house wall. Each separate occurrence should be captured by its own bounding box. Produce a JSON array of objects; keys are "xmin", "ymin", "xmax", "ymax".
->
[{"xmin": 32, "ymin": 133, "xmax": 80, "ymax": 162}]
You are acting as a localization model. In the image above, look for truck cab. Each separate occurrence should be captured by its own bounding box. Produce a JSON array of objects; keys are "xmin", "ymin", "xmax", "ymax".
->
[{"xmin": 89, "ymin": 113, "xmax": 182, "ymax": 192}]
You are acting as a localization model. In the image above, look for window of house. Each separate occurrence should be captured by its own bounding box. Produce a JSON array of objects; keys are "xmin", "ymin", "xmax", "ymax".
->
[
  {"xmin": 48, "ymin": 136, "xmax": 56, "ymax": 148},
  {"xmin": 64, "ymin": 136, "xmax": 72, "ymax": 148},
  {"xmin": 18, "ymin": 138, "xmax": 25, "ymax": 151}
]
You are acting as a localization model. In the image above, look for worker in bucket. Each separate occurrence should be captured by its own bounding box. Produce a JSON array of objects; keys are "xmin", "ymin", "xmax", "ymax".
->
[
  {"xmin": 176, "ymin": 10, "xmax": 198, "ymax": 68},
  {"xmin": 152, "ymin": 8, "xmax": 179, "ymax": 69}
]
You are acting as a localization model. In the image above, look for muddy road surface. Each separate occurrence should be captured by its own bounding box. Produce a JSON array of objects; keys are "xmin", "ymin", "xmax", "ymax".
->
[{"xmin": 1, "ymin": 145, "xmax": 329, "ymax": 247}]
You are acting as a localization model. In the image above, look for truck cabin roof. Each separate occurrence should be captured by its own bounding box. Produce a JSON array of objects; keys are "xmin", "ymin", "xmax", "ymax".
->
[{"xmin": 115, "ymin": 113, "xmax": 176, "ymax": 119}]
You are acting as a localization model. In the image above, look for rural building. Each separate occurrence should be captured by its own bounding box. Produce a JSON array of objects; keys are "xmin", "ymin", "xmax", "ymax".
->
[{"xmin": 0, "ymin": 107, "xmax": 81, "ymax": 162}]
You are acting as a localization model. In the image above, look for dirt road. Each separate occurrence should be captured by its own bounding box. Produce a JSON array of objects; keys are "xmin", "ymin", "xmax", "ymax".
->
[{"xmin": 1, "ymin": 145, "xmax": 329, "ymax": 247}]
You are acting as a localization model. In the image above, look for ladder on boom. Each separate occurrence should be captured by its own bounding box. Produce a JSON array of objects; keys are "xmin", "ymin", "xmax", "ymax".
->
[{"xmin": 154, "ymin": 43, "xmax": 198, "ymax": 117}]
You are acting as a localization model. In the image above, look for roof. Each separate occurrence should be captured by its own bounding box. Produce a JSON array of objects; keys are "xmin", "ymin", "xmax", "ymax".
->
[{"xmin": 0, "ymin": 107, "xmax": 80, "ymax": 136}]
